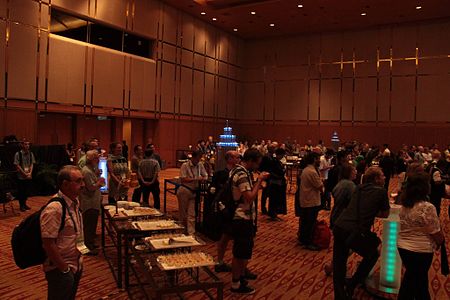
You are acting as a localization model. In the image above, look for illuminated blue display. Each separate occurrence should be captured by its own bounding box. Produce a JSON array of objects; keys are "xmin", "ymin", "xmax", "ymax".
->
[
  {"xmin": 99, "ymin": 157, "xmax": 108, "ymax": 193},
  {"xmin": 217, "ymin": 123, "xmax": 238, "ymax": 147}
]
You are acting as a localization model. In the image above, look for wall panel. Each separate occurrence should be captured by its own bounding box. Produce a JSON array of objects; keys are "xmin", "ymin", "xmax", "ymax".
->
[
  {"xmin": 354, "ymin": 78, "xmax": 377, "ymax": 121},
  {"xmin": 160, "ymin": 62, "xmax": 175, "ymax": 113},
  {"xmin": 48, "ymin": 37, "xmax": 86, "ymax": 105},
  {"xmin": 8, "ymin": 23, "xmax": 37, "ymax": 100},
  {"xmin": 192, "ymin": 70, "xmax": 204, "ymax": 115},
  {"xmin": 204, "ymin": 73, "xmax": 214, "ymax": 117},
  {"xmin": 51, "ymin": 0, "xmax": 89, "ymax": 17},
  {"xmin": 179, "ymin": 67, "xmax": 193, "ymax": 114},
  {"xmin": 92, "ymin": 48, "xmax": 124, "ymax": 108},
  {"xmin": 9, "ymin": 0, "xmax": 39, "ymax": 27},
  {"xmin": 391, "ymin": 77, "xmax": 415, "ymax": 122},
  {"xmin": 217, "ymin": 77, "xmax": 227, "ymax": 118},
  {"xmin": 133, "ymin": 0, "xmax": 159, "ymax": 38},
  {"xmin": 95, "ymin": 0, "xmax": 127, "ymax": 28},
  {"xmin": 417, "ymin": 75, "xmax": 450, "ymax": 122},
  {"xmin": 320, "ymin": 79, "xmax": 340, "ymax": 120}
]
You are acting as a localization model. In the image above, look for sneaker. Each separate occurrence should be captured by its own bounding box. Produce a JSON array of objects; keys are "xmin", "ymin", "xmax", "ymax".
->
[
  {"xmin": 244, "ymin": 269, "xmax": 257, "ymax": 280},
  {"xmin": 231, "ymin": 284, "xmax": 256, "ymax": 295},
  {"xmin": 20, "ymin": 207, "xmax": 26, "ymax": 212},
  {"xmin": 24, "ymin": 205, "xmax": 31, "ymax": 210},
  {"xmin": 214, "ymin": 263, "xmax": 232, "ymax": 273}
]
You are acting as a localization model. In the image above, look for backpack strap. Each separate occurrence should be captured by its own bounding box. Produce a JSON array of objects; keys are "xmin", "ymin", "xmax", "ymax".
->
[{"xmin": 46, "ymin": 197, "xmax": 77, "ymax": 233}]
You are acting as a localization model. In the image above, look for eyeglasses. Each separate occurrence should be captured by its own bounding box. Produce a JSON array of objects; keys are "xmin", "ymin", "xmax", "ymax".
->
[{"xmin": 67, "ymin": 178, "xmax": 84, "ymax": 184}]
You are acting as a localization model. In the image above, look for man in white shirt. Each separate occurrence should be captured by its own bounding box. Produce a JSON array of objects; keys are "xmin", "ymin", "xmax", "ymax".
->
[
  {"xmin": 177, "ymin": 151, "xmax": 208, "ymax": 234},
  {"xmin": 41, "ymin": 166, "xmax": 85, "ymax": 300}
]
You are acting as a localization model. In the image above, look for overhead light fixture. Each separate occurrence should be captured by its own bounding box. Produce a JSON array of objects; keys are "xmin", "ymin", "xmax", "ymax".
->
[
  {"xmin": 251, "ymin": 11, "xmax": 256, "ymax": 15},
  {"xmin": 416, "ymin": 6, "xmax": 422, "ymax": 10},
  {"xmin": 298, "ymin": 4, "xmax": 303, "ymax": 8},
  {"xmin": 361, "ymin": 12, "xmax": 367, "ymax": 16},
  {"xmin": 201, "ymin": 12, "xmax": 206, "ymax": 15},
  {"xmin": 233, "ymin": 28, "xmax": 238, "ymax": 32},
  {"xmin": 269, "ymin": 23, "xmax": 275, "ymax": 27},
  {"xmin": 212, "ymin": 17, "xmax": 217, "ymax": 21}
]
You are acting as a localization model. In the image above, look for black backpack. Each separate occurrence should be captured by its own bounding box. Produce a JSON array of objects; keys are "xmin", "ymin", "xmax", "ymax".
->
[
  {"xmin": 11, "ymin": 197, "xmax": 68, "ymax": 269},
  {"xmin": 212, "ymin": 168, "xmax": 241, "ymax": 222}
]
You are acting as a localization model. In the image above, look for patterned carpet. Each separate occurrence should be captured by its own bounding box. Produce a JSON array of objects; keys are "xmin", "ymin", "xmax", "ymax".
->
[{"xmin": 0, "ymin": 168, "xmax": 449, "ymax": 300}]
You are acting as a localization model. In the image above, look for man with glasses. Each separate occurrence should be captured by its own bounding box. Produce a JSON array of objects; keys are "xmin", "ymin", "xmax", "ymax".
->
[{"xmin": 41, "ymin": 165, "xmax": 85, "ymax": 300}]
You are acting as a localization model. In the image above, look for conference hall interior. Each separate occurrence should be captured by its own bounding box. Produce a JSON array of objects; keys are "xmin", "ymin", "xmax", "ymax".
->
[{"xmin": 0, "ymin": 1, "xmax": 449, "ymax": 299}]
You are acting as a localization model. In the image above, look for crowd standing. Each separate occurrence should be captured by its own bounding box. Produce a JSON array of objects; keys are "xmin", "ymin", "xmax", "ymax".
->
[{"xmin": 5, "ymin": 134, "xmax": 449, "ymax": 298}]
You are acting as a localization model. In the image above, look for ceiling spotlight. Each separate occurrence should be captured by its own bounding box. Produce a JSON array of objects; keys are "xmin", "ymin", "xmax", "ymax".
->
[
  {"xmin": 416, "ymin": 6, "xmax": 422, "ymax": 10},
  {"xmin": 269, "ymin": 23, "xmax": 275, "ymax": 27},
  {"xmin": 361, "ymin": 12, "xmax": 367, "ymax": 16},
  {"xmin": 201, "ymin": 12, "xmax": 206, "ymax": 15},
  {"xmin": 212, "ymin": 17, "xmax": 217, "ymax": 21},
  {"xmin": 251, "ymin": 11, "xmax": 256, "ymax": 15},
  {"xmin": 233, "ymin": 28, "xmax": 238, "ymax": 32},
  {"xmin": 298, "ymin": 4, "xmax": 303, "ymax": 8}
]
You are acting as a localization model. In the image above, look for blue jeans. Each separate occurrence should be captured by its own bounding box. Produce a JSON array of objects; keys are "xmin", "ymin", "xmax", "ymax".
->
[{"xmin": 45, "ymin": 268, "xmax": 82, "ymax": 300}]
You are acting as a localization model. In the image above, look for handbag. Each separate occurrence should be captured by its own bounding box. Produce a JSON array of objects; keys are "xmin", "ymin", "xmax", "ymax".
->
[{"xmin": 345, "ymin": 187, "xmax": 381, "ymax": 257}]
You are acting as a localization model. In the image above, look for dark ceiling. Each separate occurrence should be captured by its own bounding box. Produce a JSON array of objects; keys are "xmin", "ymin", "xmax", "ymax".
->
[{"xmin": 161, "ymin": 0, "xmax": 450, "ymax": 39}]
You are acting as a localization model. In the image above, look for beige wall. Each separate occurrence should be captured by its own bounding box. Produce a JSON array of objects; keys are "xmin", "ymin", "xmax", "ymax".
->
[
  {"xmin": 1, "ymin": 0, "xmax": 450, "ymax": 152},
  {"xmin": 237, "ymin": 20, "xmax": 450, "ymax": 148},
  {"xmin": 0, "ymin": 0, "xmax": 242, "ymax": 164}
]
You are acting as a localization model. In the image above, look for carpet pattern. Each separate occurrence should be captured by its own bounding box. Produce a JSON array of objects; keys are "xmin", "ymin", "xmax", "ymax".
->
[{"xmin": 0, "ymin": 168, "xmax": 449, "ymax": 299}]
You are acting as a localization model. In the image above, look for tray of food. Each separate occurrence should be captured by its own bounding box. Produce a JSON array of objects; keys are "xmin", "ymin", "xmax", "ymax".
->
[
  {"xmin": 144, "ymin": 233, "xmax": 185, "ymax": 242},
  {"xmin": 156, "ymin": 252, "xmax": 216, "ymax": 271},
  {"xmin": 104, "ymin": 205, "xmax": 125, "ymax": 216},
  {"xmin": 146, "ymin": 235, "xmax": 204, "ymax": 250},
  {"xmin": 123, "ymin": 207, "xmax": 164, "ymax": 217},
  {"xmin": 132, "ymin": 220, "xmax": 183, "ymax": 231}
]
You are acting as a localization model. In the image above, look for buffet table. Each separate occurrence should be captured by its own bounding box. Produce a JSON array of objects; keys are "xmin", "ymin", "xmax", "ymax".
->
[
  {"xmin": 100, "ymin": 205, "xmax": 178, "ymax": 289},
  {"xmin": 101, "ymin": 203, "xmax": 223, "ymax": 299},
  {"xmin": 127, "ymin": 237, "xmax": 223, "ymax": 299}
]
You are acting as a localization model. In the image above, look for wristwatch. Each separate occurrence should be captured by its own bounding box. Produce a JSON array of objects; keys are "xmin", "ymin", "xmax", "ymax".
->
[{"xmin": 62, "ymin": 267, "xmax": 71, "ymax": 274}]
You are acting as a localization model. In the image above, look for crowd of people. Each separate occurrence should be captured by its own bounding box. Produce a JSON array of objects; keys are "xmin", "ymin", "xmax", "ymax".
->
[
  {"xmin": 6, "ymin": 135, "xmax": 449, "ymax": 299},
  {"xmin": 196, "ymin": 138, "xmax": 449, "ymax": 297}
]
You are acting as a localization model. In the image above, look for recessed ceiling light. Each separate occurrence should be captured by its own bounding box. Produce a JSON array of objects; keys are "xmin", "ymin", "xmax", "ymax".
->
[
  {"xmin": 233, "ymin": 28, "xmax": 238, "ymax": 32},
  {"xmin": 201, "ymin": 12, "xmax": 206, "ymax": 15},
  {"xmin": 269, "ymin": 23, "xmax": 275, "ymax": 27},
  {"xmin": 251, "ymin": 11, "xmax": 256, "ymax": 15},
  {"xmin": 361, "ymin": 12, "xmax": 367, "ymax": 16},
  {"xmin": 416, "ymin": 6, "xmax": 422, "ymax": 10},
  {"xmin": 298, "ymin": 4, "xmax": 303, "ymax": 8},
  {"xmin": 212, "ymin": 17, "xmax": 217, "ymax": 21}
]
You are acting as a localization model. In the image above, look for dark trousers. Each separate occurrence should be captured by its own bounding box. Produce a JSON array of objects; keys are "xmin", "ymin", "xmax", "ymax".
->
[
  {"xmin": 131, "ymin": 186, "xmax": 142, "ymax": 203},
  {"xmin": 333, "ymin": 226, "xmax": 379, "ymax": 300},
  {"xmin": 45, "ymin": 268, "xmax": 82, "ymax": 300},
  {"xmin": 16, "ymin": 179, "xmax": 32, "ymax": 208},
  {"xmin": 397, "ymin": 248, "xmax": 433, "ymax": 300},
  {"xmin": 384, "ymin": 175, "xmax": 391, "ymax": 192},
  {"xmin": 82, "ymin": 208, "xmax": 99, "ymax": 250},
  {"xmin": 268, "ymin": 184, "xmax": 287, "ymax": 218},
  {"xmin": 299, "ymin": 206, "xmax": 319, "ymax": 245},
  {"xmin": 260, "ymin": 188, "xmax": 268, "ymax": 213},
  {"xmin": 141, "ymin": 179, "xmax": 160, "ymax": 209}
]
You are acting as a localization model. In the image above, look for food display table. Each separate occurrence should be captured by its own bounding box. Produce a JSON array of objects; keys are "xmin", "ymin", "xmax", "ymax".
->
[
  {"xmin": 127, "ymin": 238, "xmax": 223, "ymax": 299},
  {"xmin": 100, "ymin": 205, "xmax": 182, "ymax": 289}
]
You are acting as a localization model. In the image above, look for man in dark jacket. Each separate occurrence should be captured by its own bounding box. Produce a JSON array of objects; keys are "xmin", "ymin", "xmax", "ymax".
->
[{"xmin": 333, "ymin": 167, "xmax": 390, "ymax": 300}]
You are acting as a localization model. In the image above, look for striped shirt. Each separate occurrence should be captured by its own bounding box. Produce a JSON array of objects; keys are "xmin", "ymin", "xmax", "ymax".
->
[
  {"xmin": 231, "ymin": 164, "xmax": 254, "ymax": 221},
  {"xmin": 138, "ymin": 158, "xmax": 160, "ymax": 180}
]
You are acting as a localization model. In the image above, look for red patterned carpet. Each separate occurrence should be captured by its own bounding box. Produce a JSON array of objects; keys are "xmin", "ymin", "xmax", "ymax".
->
[{"xmin": 0, "ymin": 168, "xmax": 449, "ymax": 299}]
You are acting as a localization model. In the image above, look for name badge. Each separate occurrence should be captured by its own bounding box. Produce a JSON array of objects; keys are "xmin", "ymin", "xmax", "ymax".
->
[{"xmin": 76, "ymin": 236, "xmax": 90, "ymax": 255}]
